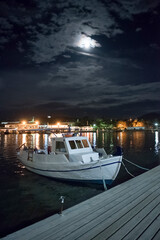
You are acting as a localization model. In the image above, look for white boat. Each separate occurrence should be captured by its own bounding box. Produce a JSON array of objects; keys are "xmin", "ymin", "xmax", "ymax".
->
[{"xmin": 17, "ymin": 135, "xmax": 122, "ymax": 186}]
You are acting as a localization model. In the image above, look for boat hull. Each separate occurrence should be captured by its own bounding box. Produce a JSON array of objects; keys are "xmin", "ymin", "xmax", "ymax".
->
[{"xmin": 18, "ymin": 152, "xmax": 122, "ymax": 185}]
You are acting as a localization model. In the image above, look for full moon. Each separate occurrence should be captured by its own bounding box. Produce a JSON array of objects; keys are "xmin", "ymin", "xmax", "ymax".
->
[{"xmin": 78, "ymin": 36, "xmax": 96, "ymax": 49}]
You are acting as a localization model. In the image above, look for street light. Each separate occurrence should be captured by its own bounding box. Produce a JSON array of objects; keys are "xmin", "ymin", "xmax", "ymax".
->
[
  {"xmin": 47, "ymin": 116, "xmax": 51, "ymax": 127},
  {"xmin": 57, "ymin": 122, "xmax": 60, "ymax": 132},
  {"xmin": 154, "ymin": 123, "xmax": 158, "ymax": 130}
]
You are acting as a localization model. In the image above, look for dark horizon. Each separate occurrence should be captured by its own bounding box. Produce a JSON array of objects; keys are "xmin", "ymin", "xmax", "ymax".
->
[{"xmin": 1, "ymin": 110, "xmax": 160, "ymax": 124}]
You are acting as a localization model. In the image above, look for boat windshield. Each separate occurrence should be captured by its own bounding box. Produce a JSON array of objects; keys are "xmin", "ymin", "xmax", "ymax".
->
[
  {"xmin": 82, "ymin": 139, "xmax": 89, "ymax": 148},
  {"xmin": 69, "ymin": 141, "xmax": 76, "ymax": 149},
  {"xmin": 76, "ymin": 140, "xmax": 83, "ymax": 148},
  {"xmin": 69, "ymin": 139, "xmax": 90, "ymax": 150},
  {"xmin": 56, "ymin": 141, "xmax": 66, "ymax": 152}
]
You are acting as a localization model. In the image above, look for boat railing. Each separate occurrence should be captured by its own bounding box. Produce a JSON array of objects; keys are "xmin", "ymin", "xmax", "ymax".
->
[
  {"xmin": 16, "ymin": 143, "xmax": 26, "ymax": 151},
  {"xmin": 27, "ymin": 147, "xmax": 34, "ymax": 161}
]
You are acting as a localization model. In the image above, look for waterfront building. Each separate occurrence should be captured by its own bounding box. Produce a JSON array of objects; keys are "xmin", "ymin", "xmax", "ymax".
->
[{"xmin": 0, "ymin": 120, "xmax": 94, "ymax": 133}]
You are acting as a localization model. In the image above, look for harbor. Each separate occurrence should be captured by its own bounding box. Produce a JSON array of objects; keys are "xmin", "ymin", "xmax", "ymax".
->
[
  {"xmin": 0, "ymin": 118, "xmax": 159, "ymax": 135},
  {"xmin": 1, "ymin": 1, "xmax": 159, "ymax": 238},
  {"xmin": 2, "ymin": 164, "xmax": 160, "ymax": 240}
]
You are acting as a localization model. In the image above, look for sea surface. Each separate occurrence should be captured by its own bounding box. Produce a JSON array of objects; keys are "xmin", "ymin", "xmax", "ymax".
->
[{"xmin": 0, "ymin": 130, "xmax": 159, "ymax": 237}]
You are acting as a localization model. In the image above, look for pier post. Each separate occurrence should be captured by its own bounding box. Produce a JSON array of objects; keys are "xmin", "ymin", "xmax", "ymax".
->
[{"xmin": 59, "ymin": 196, "xmax": 65, "ymax": 215}]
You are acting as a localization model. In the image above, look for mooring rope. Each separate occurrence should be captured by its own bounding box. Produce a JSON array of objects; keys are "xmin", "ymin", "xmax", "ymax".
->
[
  {"xmin": 122, "ymin": 161, "xmax": 135, "ymax": 178},
  {"xmin": 123, "ymin": 157, "xmax": 150, "ymax": 171},
  {"xmin": 121, "ymin": 157, "xmax": 150, "ymax": 178},
  {"xmin": 99, "ymin": 159, "xmax": 107, "ymax": 191}
]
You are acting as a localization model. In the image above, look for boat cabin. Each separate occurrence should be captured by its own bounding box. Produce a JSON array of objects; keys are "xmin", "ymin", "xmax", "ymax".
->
[{"xmin": 51, "ymin": 136, "xmax": 99, "ymax": 163}]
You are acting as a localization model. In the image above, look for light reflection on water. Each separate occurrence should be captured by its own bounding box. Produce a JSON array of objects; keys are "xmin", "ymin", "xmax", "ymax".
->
[
  {"xmin": 155, "ymin": 131, "xmax": 159, "ymax": 154},
  {"xmin": 0, "ymin": 131, "xmax": 159, "ymax": 237}
]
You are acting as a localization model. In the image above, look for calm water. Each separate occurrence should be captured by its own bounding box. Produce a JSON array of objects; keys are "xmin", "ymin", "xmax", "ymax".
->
[{"xmin": 0, "ymin": 131, "xmax": 160, "ymax": 237}]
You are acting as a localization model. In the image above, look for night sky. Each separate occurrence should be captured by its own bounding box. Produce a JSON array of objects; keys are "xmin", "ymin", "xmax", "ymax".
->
[{"xmin": 0, "ymin": 0, "xmax": 160, "ymax": 121}]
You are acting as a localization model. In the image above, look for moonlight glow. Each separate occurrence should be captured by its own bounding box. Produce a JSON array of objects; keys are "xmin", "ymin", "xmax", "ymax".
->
[{"xmin": 78, "ymin": 36, "xmax": 97, "ymax": 49}]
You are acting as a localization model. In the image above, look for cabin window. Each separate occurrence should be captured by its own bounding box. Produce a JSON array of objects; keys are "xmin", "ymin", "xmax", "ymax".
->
[
  {"xmin": 69, "ymin": 140, "xmax": 77, "ymax": 149},
  {"xmin": 56, "ymin": 141, "xmax": 66, "ymax": 152},
  {"xmin": 76, "ymin": 140, "xmax": 83, "ymax": 148},
  {"xmin": 82, "ymin": 139, "xmax": 89, "ymax": 148}
]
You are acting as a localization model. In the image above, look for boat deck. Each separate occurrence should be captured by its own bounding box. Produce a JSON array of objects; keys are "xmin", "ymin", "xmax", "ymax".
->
[{"xmin": 2, "ymin": 165, "xmax": 160, "ymax": 240}]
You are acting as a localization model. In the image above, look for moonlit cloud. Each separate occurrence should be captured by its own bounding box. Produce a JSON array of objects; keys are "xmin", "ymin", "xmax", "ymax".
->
[
  {"xmin": 28, "ymin": 0, "xmax": 159, "ymax": 63},
  {"xmin": 110, "ymin": 0, "xmax": 160, "ymax": 19},
  {"xmin": 63, "ymin": 55, "xmax": 71, "ymax": 58},
  {"xmin": 0, "ymin": 0, "xmax": 158, "ymax": 62},
  {"xmin": 26, "ymin": 0, "xmax": 123, "ymax": 63},
  {"xmin": 135, "ymin": 28, "xmax": 142, "ymax": 32},
  {"xmin": 38, "ymin": 61, "xmax": 103, "ymax": 89},
  {"xmin": 77, "ymin": 35, "xmax": 101, "ymax": 49}
]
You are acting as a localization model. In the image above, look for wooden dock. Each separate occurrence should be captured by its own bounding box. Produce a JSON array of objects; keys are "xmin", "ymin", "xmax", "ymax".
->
[{"xmin": 2, "ymin": 165, "xmax": 160, "ymax": 240}]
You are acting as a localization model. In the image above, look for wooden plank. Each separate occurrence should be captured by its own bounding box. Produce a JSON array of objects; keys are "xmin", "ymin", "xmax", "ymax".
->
[
  {"xmin": 138, "ymin": 214, "xmax": 160, "ymax": 240},
  {"xmin": 65, "ymin": 185, "xmax": 160, "ymax": 240},
  {"xmin": 153, "ymin": 229, "xmax": 160, "ymax": 240},
  {"xmin": 122, "ymin": 207, "xmax": 160, "ymax": 240},
  {"xmin": 107, "ymin": 200, "xmax": 160, "ymax": 240}
]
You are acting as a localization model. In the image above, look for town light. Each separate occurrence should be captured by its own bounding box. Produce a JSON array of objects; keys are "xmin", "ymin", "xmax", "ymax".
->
[
  {"xmin": 22, "ymin": 121, "xmax": 26, "ymax": 125},
  {"xmin": 154, "ymin": 123, "xmax": 158, "ymax": 130},
  {"xmin": 35, "ymin": 121, "xmax": 39, "ymax": 125},
  {"xmin": 57, "ymin": 122, "xmax": 60, "ymax": 127}
]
